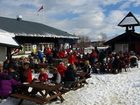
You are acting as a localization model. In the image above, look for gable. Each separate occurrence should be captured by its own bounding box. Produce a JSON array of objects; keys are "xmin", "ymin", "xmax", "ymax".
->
[{"xmin": 118, "ymin": 12, "xmax": 140, "ymax": 27}]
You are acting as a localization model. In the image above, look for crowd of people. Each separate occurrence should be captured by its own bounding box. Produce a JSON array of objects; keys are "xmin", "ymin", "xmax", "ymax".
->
[{"xmin": 0, "ymin": 46, "xmax": 139, "ymax": 101}]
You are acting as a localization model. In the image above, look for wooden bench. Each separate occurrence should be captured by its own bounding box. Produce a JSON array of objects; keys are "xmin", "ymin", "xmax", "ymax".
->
[
  {"xmin": 11, "ymin": 92, "xmax": 62, "ymax": 105},
  {"xmin": 60, "ymin": 78, "xmax": 87, "ymax": 94},
  {"xmin": 72, "ymin": 78, "xmax": 87, "ymax": 90},
  {"xmin": 11, "ymin": 93, "xmax": 46, "ymax": 105}
]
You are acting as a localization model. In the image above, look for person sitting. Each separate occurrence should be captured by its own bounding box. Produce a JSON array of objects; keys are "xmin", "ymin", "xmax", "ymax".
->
[
  {"xmin": 51, "ymin": 67, "xmax": 61, "ymax": 84},
  {"xmin": 38, "ymin": 68, "xmax": 48, "ymax": 82},
  {"xmin": 7, "ymin": 63, "xmax": 19, "ymax": 81},
  {"xmin": 57, "ymin": 62, "xmax": 66, "ymax": 81},
  {"xmin": 68, "ymin": 53, "xmax": 77, "ymax": 65},
  {"xmin": 0, "ymin": 73, "xmax": 20, "ymax": 99},
  {"xmin": 19, "ymin": 62, "xmax": 32, "ymax": 83},
  {"xmin": 129, "ymin": 55, "xmax": 138, "ymax": 68},
  {"xmin": 112, "ymin": 54, "xmax": 121, "ymax": 73},
  {"xmin": 83, "ymin": 60, "xmax": 91, "ymax": 78},
  {"xmin": 58, "ymin": 50, "xmax": 65, "ymax": 58},
  {"xmin": 63, "ymin": 64, "xmax": 76, "ymax": 88}
]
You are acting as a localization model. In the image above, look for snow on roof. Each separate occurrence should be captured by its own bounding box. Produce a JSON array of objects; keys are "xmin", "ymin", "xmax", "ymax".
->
[
  {"xmin": 0, "ymin": 31, "xmax": 18, "ymax": 47},
  {"xmin": 119, "ymin": 17, "xmax": 138, "ymax": 26},
  {"xmin": 118, "ymin": 12, "xmax": 140, "ymax": 27}
]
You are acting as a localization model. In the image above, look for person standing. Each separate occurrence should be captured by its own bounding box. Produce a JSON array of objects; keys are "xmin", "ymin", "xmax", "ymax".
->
[{"xmin": 37, "ymin": 50, "xmax": 44, "ymax": 63}]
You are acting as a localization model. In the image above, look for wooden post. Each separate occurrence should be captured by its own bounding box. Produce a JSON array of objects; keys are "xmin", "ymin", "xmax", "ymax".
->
[{"xmin": 7, "ymin": 47, "xmax": 12, "ymax": 60}]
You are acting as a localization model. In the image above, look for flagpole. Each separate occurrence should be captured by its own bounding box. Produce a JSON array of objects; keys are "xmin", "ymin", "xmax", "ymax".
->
[{"xmin": 43, "ymin": 6, "xmax": 45, "ymax": 23}]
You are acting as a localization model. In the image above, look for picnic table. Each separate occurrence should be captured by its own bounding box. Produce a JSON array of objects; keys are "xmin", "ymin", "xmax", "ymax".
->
[
  {"xmin": 69, "ymin": 71, "xmax": 88, "ymax": 90},
  {"xmin": 11, "ymin": 82, "xmax": 64, "ymax": 105}
]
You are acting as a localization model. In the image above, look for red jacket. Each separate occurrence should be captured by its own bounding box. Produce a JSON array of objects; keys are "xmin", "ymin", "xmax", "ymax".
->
[
  {"xmin": 58, "ymin": 51, "xmax": 65, "ymax": 58},
  {"xmin": 45, "ymin": 48, "xmax": 52, "ymax": 55},
  {"xmin": 90, "ymin": 51, "xmax": 98, "ymax": 58},
  {"xmin": 57, "ymin": 63, "xmax": 66, "ymax": 77},
  {"xmin": 68, "ymin": 54, "xmax": 77, "ymax": 64},
  {"xmin": 27, "ymin": 69, "xmax": 32, "ymax": 83},
  {"xmin": 38, "ymin": 73, "xmax": 48, "ymax": 82},
  {"xmin": 20, "ymin": 68, "xmax": 32, "ymax": 83}
]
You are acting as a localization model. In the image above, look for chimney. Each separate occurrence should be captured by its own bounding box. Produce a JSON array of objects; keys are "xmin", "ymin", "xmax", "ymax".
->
[{"xmin": 16, "ymin": 15, "xmax": 22, "ymax": 21}]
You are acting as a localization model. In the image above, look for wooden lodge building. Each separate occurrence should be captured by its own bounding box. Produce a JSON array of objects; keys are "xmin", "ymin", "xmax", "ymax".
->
[
  {"xmin": 0, "ymin": 16, "xmax": 78, "ymax": 58},
  {"xmin": 105, "ymin": 12, "xmax": 140, "ymax": 54}
]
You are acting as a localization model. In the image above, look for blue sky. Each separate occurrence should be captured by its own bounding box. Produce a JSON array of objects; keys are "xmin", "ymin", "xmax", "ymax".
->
[{"xmin": 0, "ymin": 0, "xmax": 140, "ymax": 40}]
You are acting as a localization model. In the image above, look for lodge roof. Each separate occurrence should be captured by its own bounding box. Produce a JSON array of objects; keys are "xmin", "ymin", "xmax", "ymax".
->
[
  {"xmin": 0, "ymin": 16, "xmax": 78, "ymax": 39},
  {"xmin": 105, "ymin": 32, "xmax": 140, "ymax": 45}
]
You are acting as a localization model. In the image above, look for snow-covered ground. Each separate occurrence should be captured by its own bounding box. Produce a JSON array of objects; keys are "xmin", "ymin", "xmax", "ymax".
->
[{"xmin": 1, "ymin": 67, "xmax": 140, "ymax": 105}]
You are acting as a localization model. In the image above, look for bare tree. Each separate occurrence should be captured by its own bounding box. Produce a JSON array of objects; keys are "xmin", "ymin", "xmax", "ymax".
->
[
  {"xmin": 99, "ymin": 33, "xmax": 107, "ymax": 41},
  {"xmin": 76, "ymin": 35, "xmax": 91, "ymax": 48}
]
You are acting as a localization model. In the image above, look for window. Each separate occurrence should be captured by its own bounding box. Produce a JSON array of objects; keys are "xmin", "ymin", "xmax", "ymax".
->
[{"xmin": 24, "ymin": 43, "xmax": 32, "ymax": 51}]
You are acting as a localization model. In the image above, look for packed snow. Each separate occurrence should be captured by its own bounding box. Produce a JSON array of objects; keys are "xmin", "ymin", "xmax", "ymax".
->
[{"xmin": 1, "ymin": 67, "xmax": 140, "ymax": 105}]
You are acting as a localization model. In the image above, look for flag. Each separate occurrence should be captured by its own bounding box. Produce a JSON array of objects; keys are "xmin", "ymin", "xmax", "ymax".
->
[{"xmin": 37, "ymin": 5, "xmax": 43, "ymax": 12}]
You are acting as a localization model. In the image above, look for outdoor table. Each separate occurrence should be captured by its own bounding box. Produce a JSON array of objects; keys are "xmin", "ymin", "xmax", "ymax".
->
[{"xmin": 11, "ymin": 81, "xmax": 64, "ymax": 105}]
